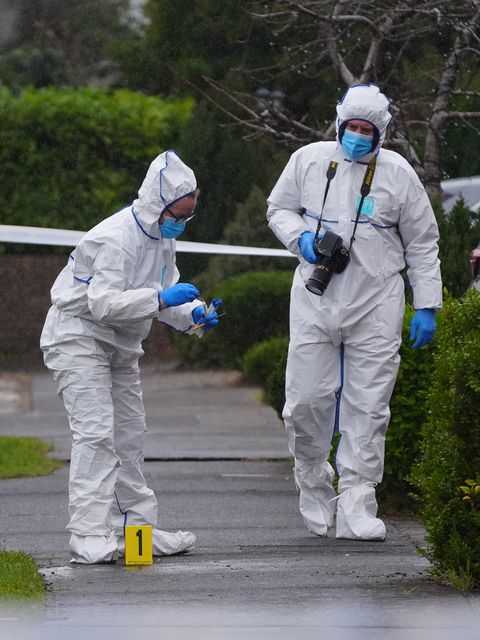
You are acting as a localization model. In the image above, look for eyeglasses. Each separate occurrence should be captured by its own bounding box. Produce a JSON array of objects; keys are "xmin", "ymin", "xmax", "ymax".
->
[{"xmin": 164, "ymin": 207, "xmax": 197, "ymax": 224}]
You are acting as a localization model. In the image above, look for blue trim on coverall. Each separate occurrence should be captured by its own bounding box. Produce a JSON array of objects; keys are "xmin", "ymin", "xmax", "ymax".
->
[{"xmin": 332, "ymin": 343, "xmax": 345, "ymax": 474}]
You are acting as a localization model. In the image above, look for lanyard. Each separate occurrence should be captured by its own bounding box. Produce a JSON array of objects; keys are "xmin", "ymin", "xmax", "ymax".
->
[{"xmin": 313, "ymin": 156, "xmax": 378, "ymax": 251}]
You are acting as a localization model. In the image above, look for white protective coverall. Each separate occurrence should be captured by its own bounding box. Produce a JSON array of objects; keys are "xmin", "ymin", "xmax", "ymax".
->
[
  {"xmin": 267, "ymin": 85, "xmax": 442, "ymax": 540},
  {"xmin": 41, "ymin": 150, "xmax": 200, "ymax": 563}
]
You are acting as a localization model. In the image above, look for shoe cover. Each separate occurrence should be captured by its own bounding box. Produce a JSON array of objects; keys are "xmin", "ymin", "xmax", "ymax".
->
[
  {"xmin": 70, "ymin": 532, "xmax": 118, "ymax": 564},
  {"xmin": 117, "ymin": 528, "xmax": 197, "ymax": 556},
  {"xmin": 336, "ymin": 483, "xmax": 386, "ymax": 541},
  {"xmin": 294, "ymin": 459, "xmax": 336, "ymax": 536}
]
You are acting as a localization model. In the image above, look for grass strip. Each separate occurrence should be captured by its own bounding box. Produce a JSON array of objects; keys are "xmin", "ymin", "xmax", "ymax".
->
[
  {"xmin": 0, "ymin": 550, "xmax": 45, "ymax": 599},
  {"xmin": 0, "ymin": 435, "xmax": 62, "ymax": 479}
]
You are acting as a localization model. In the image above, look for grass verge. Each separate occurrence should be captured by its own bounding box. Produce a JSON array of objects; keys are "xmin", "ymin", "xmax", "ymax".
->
[
  {"xmin": 0, "ymin": 550, "xmax": 45, "ymax": 599},
  {"xmin": 0, "ymin": 436, "xmax": 60, "ymax": 599},
  {"xmin": 0, "ymin": 435, "xmax": 62, "ymax": 479}
]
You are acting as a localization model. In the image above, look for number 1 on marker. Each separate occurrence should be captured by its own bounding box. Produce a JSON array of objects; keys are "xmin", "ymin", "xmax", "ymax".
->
[{"xmin": 125, "ymin": 525, "xmax": 153, "ymax": 565}]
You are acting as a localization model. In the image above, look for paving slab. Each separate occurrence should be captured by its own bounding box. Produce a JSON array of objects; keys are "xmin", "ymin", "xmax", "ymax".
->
[{"xmin": 0, "ymin": 362, "xmax": 479, "ymax": 640}]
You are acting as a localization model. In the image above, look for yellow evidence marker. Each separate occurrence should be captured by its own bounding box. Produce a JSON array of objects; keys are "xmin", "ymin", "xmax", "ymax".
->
[{"xmin": 124, "ymin": 525, "xmax": 153, "ymax": 565}]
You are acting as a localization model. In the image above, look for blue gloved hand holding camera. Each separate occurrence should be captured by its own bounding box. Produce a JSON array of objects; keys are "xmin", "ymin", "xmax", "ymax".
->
[{"xmin": 298, "ymin": 231, "xmax": 320, "ymax": 264}]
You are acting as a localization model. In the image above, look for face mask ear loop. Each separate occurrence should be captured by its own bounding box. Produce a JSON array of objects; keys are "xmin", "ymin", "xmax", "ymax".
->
[{"xmin": 314, "ymin": 161, "xmax": 338, "ymax": 243}]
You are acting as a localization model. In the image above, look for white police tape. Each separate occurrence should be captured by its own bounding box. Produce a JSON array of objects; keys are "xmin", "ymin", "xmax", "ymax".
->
[{"xmin": 0, "ymin": 224, "xmax": 294, "ymax": 258}]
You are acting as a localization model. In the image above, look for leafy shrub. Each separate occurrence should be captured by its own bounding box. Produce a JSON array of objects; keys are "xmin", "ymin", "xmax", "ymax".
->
[
  {"xmin": 241, "ymin": 336, "xmax": 289, "ymax": 418},
  {"xmin": 241, "ymin": 336, "xmax": 289, "ymax": 386},
  {"xmin": 0, "ymin": 86, "xmax": 191, "ymax": 250},
  {"xmin": 410, "ymin": 290, "xmax": 480, "ymax": 590},
  {"xmin": 378, "ymin": 305, "xmax": 435, "ymax": 510},
  {"xmin": 172, "ymin": 270, "xmax": 292, "ymax": 369},
  {"xmin": 435, "ymin": 198, "xmax": 480, "ymax": 298}
]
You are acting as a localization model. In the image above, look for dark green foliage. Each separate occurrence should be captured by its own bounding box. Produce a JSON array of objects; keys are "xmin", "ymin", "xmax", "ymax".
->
[
  {"xmin": 197, "ymin": 183, "xmax": 293, "ymax": 290},
  {"xmin": 241, "ymin": 335, "xmax": 289, "ymax": 420},
  {"xmin": 172, "ymin": 270, "xmax": 292, "ymax": 369},
  {"xmin": 264, "ymin": 344, "xmax": 288, "ymax": 419},
  {"xmin": 410, "ymin": 291, "xmax": 480, "ymax": 590},
  {"xmin": 435, "ymin": 198, "xmax": 480, "ymax": 297},
  {"xmin": 378, "ymin": 306, "xmax": 435, "ymax": 510},
  {"xmin": 175, "ymin": 104, "xmax": 288, "ymax": 279},
  {"xmin": 241, "ymin": 336, "xmax": 289, "ymax": 386},
  {"xmin": 442, "ymin": 80, "xmax": 480, "ymax": 180},
  {"xmin": 120, "ymin": 0, "xmax": 273, "ymax": 94},
  {"xmin": 0, "ymin": 44, "xmax": 69, "ymax": 91},
  {"xmin": 0, "ymin": 0, "xmax": 136, "ymax": 90},
  {"xmin": 0, "ymin": 87, "xmax": 191, "ymax": 251}
]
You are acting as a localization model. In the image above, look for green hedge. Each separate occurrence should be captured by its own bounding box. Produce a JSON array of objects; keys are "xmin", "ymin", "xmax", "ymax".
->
[
  {"xmin": 173, "ymin": 270, "xmax": 292, "ymax": 369},
  {"xmin": 378, "ymin": 305, "xmax": 435, "ymax": 510},
  {"xmin": 0, "ymin": 86, "xmax": 191, "ymax": 241},
  {"xmin": 241, "ymin": 336, "xmax": 289, "ymax": 386},
  {"xmin": 410, "ymin": 291, "xmax": 480, "ymax": 591}
]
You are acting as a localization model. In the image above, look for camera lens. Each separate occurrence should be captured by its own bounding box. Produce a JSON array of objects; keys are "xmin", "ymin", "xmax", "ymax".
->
[{"xmin": 306, "ymin": 263, "xmax": 333, "ymax": 296}]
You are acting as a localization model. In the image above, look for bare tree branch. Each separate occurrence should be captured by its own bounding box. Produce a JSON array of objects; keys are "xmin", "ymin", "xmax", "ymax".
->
[
  {"xmin": 452, "ymin": 90, "xmax": 480, "ymax": 97},
  {"xmin": 423, "ymin": 2, "xmax": 480, "ymax": 198},
  {"xmin": 201, "ymin": 1, "xmax": 480, "ymax": 198},
  {"xmin": 445, "ymin": 111, "xmax": 480, "ymax": 118}
]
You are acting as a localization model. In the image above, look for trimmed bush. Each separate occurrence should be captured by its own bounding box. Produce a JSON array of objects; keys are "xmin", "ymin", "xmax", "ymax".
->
[
  {"xmin": 264, "ymin": 345, "xmax": 288, "ymax": 418},
  {"xmin": 172, "ymin": 270, "xmax": 292, "ymax": 369},
  {"xmin": 0, "ymin": 86, "xmax": 191, "ymax": 245},
  {"xmin": 410, "ymin": 290, "xmax": 480, "ymax": 590},
  {"xmin": 241, "ymin": 336, "xmax": 289, "ymax": 386},
  {"xmin": 378, "ymin": 305, "xmax": 435, "ymax": 510}
]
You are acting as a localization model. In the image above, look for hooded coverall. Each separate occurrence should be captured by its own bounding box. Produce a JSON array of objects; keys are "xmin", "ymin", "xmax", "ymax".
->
[
  {"xmin": 41, "ymin": 150, "xmax": 200, "ymax": 563},
  {"xmin": 267, "ymin": 85, "xmax": 442, "ymax": 540}
]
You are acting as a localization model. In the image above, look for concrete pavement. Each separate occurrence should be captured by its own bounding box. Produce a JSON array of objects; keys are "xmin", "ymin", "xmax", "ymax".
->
[{"xmin": 0, "ymin": 363, "xmax": 479, "ymax": 640}]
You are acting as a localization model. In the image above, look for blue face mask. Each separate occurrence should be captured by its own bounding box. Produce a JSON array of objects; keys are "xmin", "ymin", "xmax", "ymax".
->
[
  {"xmin": 341, "ymin": 130, "xmax": 373, "ymax": 160},
  {"xmin": 159, "ymin": 217, "xmax": 186, "ymax": 239}
]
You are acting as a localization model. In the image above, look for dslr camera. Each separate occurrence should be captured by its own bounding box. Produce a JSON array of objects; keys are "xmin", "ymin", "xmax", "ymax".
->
[{"xmin": 305, "ymin": 230, "xmax": 350, "ymax": 296}]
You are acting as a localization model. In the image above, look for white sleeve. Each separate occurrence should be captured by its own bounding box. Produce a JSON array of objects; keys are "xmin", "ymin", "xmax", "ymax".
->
[
  {"xmin": 84, "ymin": 242, "xmax": 159, "ymax": 325},
  {"xmin": 399, "ymin": 170, "xmax": 443, "ymax": 310},
  {"xmin": 267, "ymin": 150, "xmax": 309, "ymax": 259}
]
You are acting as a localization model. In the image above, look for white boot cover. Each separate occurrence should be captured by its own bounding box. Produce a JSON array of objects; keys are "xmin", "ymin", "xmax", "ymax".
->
[
  {"xmin": 117, "ymin": 529, "xmax": 197, "ymax": 556},
  {"xmin": 70, "ymin": 532, "xmax": 118, "ymax": 564},
  {"xmin": 294, "ymin": 459, "xmax": 336, "ymax": 536},
  {"xmin": 336, "ymin": 483, "xmax": 386, "ymax": 541}
]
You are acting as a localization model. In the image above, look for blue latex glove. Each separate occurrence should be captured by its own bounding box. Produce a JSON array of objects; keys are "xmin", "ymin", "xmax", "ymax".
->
[
  {"xmin": 192, "ymin": 298, "xmax": 222, "ymax": 331},
  {"xmin": 298, "ymin": 231, "xmax": 319, "ymax": 264},
  {"xmin": 409, "ymin": 308, "xmax": 436, "ymax": 349},
  {"xmin": 158, "ymin": 283, "xmax": 200, "ymax": 308}
]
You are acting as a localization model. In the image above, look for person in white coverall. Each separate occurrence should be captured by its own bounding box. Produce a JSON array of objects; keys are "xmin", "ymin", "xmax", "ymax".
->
[
  {"xmin": 267, "ymin": 84, "xmax": 442, "ymax": 541},
  {"xmin": 41, "ymin": 150, "xmax": 220, "ymax": 563}
]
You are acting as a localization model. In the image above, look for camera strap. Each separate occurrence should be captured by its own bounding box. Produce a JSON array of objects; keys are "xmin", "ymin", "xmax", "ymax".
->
[
  {"xmin": 314, "ymin": 156, "xmax": 377, "ymax": 249},
  {"xmin": 349, "ymin": 155, "xmax": 377, "ymax": 251},
  {"xmin": 313, "ymin": 160, "xmax": 338, "ymax": 242}
]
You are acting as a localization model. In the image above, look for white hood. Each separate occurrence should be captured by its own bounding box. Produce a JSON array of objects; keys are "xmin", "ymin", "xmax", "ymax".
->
[
  {"xmin": 132, "ymin": 149, "xmax": 197, "ymax": 230},
  {"xmin": 336, "ymin": 84, "xmax": 392, "ymax": 154}
]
